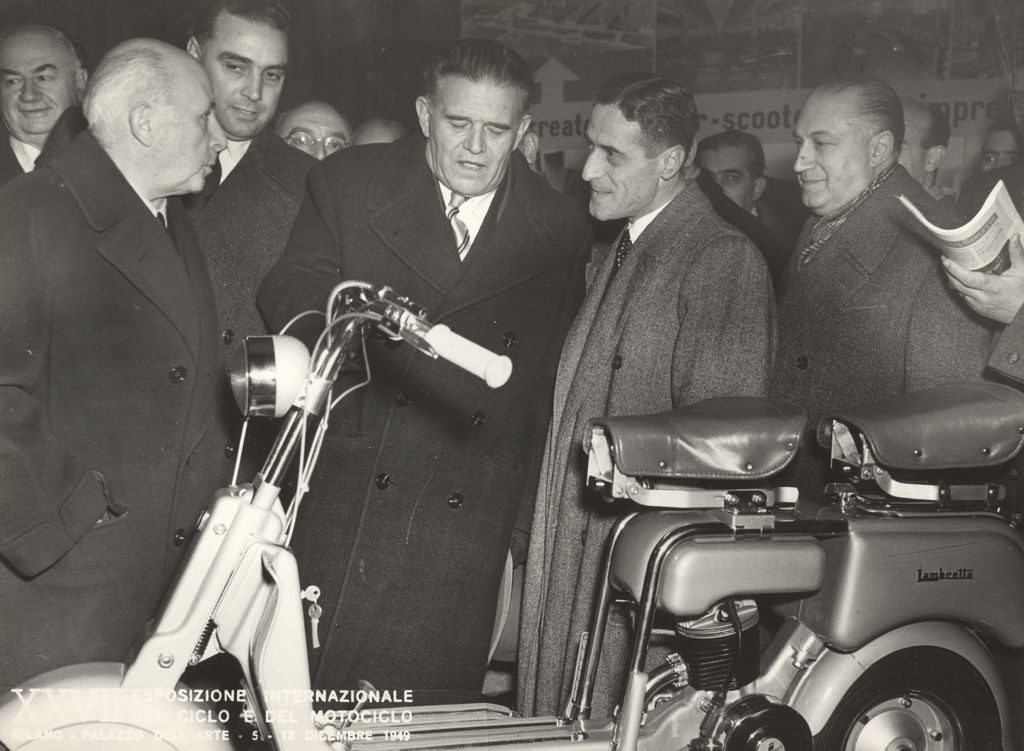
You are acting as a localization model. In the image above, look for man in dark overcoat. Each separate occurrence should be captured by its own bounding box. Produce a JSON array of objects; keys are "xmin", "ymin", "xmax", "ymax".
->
[
  {"xmin": 518, "ymin": 73, "xmax": 775, "ymax": 718},
  {"xmin": 182, "ymin": 0, "xmax": 314, "ymax": 478},
  {"xmin": 257, "ymin": 39, "xmax": 591, "ymax": 704},
  {"xmin": 771, "ymin": 77, "xmax": 991, "ymax": 493},
  {"xmin": 0, "ymin": 40, "xmax": 231, "ymax": 687}
]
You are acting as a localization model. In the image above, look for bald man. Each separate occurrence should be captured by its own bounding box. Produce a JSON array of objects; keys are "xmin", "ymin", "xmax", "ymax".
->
[
  {"xmin": 277, "ymin": 99, "xmax": 352, "ymax": 160},
  {"xmin": 0, "ymin": 24, "xmax": 87, "ymax": 184},
  {"xmin": 0, "ymin": 38, "xmax": 231, "ymax": 687}
]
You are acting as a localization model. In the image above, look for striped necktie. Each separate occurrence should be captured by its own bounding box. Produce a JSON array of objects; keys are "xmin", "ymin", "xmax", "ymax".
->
[{"xmin": 447, "ymin": 193, "xmax": 471, "ymax": 260}]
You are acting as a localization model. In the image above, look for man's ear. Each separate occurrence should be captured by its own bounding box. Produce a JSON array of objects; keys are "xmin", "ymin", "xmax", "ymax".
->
[
  {"xmin": 129, "ymin": 102, "xmax": 153, "ymax": 147},
  {"xmin": 925, "ymin": 144, "xmax": 947, "ymax": 174},
  {"xmin": 414, "ymin": 96, "xmax": 431, "ymax": 139},
  {"xmin": 752, "ymin": 175, "xmax": 767, "ymax": 203},
  {"xmin": 658, "ymin": 144, "xmax": 688, "ymax": 181},
  {"xmin": 186, "ymin": 36, "xmax": 202, "ymax": 61},
  {"xmin": 74, "ymin": 68, "xmax": 88, "ymax": 99},
  {"xmin": 512, "ymin": 113, "xmax": 532, "ymax": 149},
  {"xmin": 869, "ymin": 130, "xmax": 895, "ymax": 167}
]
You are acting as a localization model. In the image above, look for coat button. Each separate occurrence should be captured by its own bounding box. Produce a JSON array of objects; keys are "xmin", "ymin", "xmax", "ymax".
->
[
  {"xmin": 611, "ymin": 354, "xmax": 623, "ymax": 370},
  {"xmin": 395, "ymin": 392, "xmax": 410, "ymax": 407},
  {"xmin": 796, "ymin": 355, "xmax": 809, "ymax": 370},
  {"xmin": 173, "ymin": 528, "xmax": 186, "ymax": 547},
  {"xmin": 1008, "ymin": 352, "xmax": 1020, "ymax": 365},
  {"xmin": 375, "ymin": 473, "xmax": 392, "ymax": 490},
  {"xmin": 471, "ymin": 410, "xmax": 485, "ymax": 427},
  {"xmin": 502, "ymin": 332, "xmax": 517, "ymax": 348},
  {"xmin": 447, "ymin": 492, "xmax": 464, "ymax": 509},
  {"xmin": 168, "ymin": 365, "xmax": 188, "ymax": 383},
  {"xmin": 222, "ymin": 329, "xmax": 235, "ymax": 345},
  {"xmin": 224, "ymin": 444, "xmax": 237, "ymax": 459}
]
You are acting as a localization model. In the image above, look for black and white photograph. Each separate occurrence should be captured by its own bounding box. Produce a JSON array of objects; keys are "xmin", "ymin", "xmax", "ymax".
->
[{"xmin": 1, "ymin": 0, "xmax": 1024, "ymax": 749}]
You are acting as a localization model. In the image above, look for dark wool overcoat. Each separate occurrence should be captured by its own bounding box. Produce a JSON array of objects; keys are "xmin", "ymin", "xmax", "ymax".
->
[
  {"xmin": 518, "ymin": 183, "xmax": 776, "ymax": 718},
  {"xmin": 0, "ymin": 133, "xmax": 232, "ymax": 687},
  {"xmin": 0, "ymin": 137, "xmax": 23, "ymax": 187},
  {"xmin": 257, "ymin": 134, "xmax": 591, "ymax": 704},
  {"xmin": 184, "ymin": 127, "xmax": 315, "ymax": 361},
  {"xmin": 770, "ymin": 166, "xmax": 993, "ymax": 493}
]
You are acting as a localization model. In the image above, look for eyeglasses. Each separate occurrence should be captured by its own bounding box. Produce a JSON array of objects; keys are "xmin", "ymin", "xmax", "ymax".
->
[{"xmin": 284, "ymin": 130, "xmax": 350, "ymax": 155}]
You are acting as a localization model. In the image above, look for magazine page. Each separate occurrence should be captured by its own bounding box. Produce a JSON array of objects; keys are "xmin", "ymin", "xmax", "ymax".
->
[{"xmin": 899, "ymin": 180, "xmax": 1024, "ymax": 274}]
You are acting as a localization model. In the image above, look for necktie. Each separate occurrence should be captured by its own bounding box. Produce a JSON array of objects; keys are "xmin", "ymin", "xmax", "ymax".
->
[
  {"xmin": 156, "ymin": 211, "xmax": 167, "ymax": 231},
  {"xmin": 613, "ymin": 230, "xmax": 632, "ymax": 272},
  {"xmin": 447, "ymin": 193, "xmax": 471, "ymax": 260}
]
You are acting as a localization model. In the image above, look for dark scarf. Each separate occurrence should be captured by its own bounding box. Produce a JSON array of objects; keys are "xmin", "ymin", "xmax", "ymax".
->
[{"xmin": 798, "ymin": 163, "xmax": 897, "ymax": 269}]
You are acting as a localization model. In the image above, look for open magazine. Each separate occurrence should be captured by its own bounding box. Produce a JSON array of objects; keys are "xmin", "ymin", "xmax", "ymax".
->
[{"xmin": 899, "ymin": 180, "xmax": 1023, "ymax": 274}]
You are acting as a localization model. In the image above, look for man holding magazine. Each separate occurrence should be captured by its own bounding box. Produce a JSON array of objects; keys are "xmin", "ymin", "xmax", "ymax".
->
[{"xmin": 770, "ymin": 76, "xmax": 993, "ymax": 494}]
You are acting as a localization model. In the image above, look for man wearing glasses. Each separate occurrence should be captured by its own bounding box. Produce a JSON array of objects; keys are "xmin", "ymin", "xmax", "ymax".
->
[{"xmin": 277, "ymin": 100, "xmax": 352, "ymax": 160}]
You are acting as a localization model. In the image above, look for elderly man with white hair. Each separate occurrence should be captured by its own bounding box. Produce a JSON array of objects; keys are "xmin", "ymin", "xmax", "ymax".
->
[{"xmin": 0, "ymin": 38, "xmax": 232, "ymax": 687}]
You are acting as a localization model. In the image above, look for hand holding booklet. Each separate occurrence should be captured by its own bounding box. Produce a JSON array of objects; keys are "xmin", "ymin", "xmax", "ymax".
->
[{"xmin": 899, "ymin": 180, "xmax": 1023, "ymax": 274}]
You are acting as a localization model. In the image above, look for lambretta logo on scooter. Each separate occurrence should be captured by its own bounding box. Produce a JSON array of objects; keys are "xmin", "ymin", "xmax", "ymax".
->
[{"xmin": 916, "ymin": 566, "xmax": 975, "ymax": 582}]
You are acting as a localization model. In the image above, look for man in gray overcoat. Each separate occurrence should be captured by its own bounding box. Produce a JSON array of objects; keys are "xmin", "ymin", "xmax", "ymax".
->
[
  {"xmin": 518, "ymin": 73, "xmax": 775, "ymax": 718},
  {"xmin": 772, "ymin": 77, "xmax": 991, "ymax": 494}
]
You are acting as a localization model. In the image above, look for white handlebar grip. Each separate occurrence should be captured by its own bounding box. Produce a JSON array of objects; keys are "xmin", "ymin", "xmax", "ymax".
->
[{"xmin": 423, "ymin": 324, "xmax": 512, "ymax": 388}]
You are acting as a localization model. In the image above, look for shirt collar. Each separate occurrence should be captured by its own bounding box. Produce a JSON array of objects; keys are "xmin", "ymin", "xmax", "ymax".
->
[
  {"xmin": 10, "ymin": 136, "xmax": 40, "ymax": 173},
  {"xmin": 219, "ymin": 138, "xmax": 252, "ymax": 183}
]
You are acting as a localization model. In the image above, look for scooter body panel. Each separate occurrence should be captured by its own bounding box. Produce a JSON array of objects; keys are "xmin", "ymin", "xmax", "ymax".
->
[
  {"xmin": 609, "ymin": 510, "xmax": 826, "ymax": 616},
  {"xmin": 777, "ymin": 512, "xmax": 1024, "ymax": 650},
  {"xmin": 783, "ymin": 620, "xmax": 1013, "ymax": 746}
]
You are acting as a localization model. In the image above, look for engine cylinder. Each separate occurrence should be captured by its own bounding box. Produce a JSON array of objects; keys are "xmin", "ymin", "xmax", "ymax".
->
[{"xmin": 674, "ymin": 600, "xmax": 759, "ymax": 690}]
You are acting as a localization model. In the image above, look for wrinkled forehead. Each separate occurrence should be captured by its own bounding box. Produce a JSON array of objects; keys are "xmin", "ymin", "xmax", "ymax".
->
[
  {"xmin": 432, "ymin": 74, "xmax": 528, "ymax": 116},
  {"xmin": 0, "ymin": 28, "xmax": 78, "ymax": 70}
]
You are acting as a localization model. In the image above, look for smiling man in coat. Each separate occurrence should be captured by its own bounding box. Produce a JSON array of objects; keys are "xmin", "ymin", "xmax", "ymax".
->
[
  {"xmin": 518, "ymin": 72, "xmax": 775, "ymax": 718},
  {"xmin": 258, "ymin": 39, "xmax": 591, "ymax": 704},
  {"xmin": 0, "ymin": 39, "xmax": 230, "ymax": 687}
]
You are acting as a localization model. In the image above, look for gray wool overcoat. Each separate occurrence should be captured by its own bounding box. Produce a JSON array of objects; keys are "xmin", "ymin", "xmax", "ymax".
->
[
  {"xmin": 518, "ymin": 182, "xmax": 775, "ymax": 717},
  {"xmin": 769, "ymin": 166, "xmax": 993, "ymax": 493}
]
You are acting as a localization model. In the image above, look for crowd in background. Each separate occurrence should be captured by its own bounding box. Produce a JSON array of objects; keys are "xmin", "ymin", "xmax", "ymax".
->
[{"xmin": 3, "ymin": 0, "xmax": 1024, "ymax": 737}]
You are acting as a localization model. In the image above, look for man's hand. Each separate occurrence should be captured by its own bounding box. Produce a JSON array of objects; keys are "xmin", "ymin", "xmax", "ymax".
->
[{"xmin": 943, "ymin": 233, "xmax": 1024, "ymax": 325}]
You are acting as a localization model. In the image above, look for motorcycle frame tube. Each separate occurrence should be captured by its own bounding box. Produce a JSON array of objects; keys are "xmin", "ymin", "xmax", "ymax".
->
[
  {"xmin": 568, "ymin": 511, "xmax": 639, "ymax": 720},
  {"xmin": 611, "ymin": 520, "xmax": 732, "ymax": 751},
  {"xmin": 784, "ymin": 620, "xmax": 1013, "ymax": 744}
]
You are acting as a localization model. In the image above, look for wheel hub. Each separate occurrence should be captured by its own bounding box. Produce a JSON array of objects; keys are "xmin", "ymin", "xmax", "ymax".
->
[{"xmin": 844, "ymin": 694, "xmax": 956, "ymax": 751}]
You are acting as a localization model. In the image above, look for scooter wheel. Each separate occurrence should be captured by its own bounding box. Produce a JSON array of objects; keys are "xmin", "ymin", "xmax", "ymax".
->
[{"xmin": 815, "ymin": 647, "xmax": 1001, "ymax": 751}]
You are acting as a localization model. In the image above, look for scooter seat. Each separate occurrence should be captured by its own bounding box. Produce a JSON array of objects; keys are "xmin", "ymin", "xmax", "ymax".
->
[
  {"xmin": 586, "ymin": 397, "xmax": 806, "ymax": 481},
  {"xmin": 826, "ymin": 381, "xmax": 1024, "ymax": 471}
]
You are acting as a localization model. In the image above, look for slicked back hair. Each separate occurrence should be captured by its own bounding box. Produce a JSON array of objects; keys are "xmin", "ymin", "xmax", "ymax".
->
[
  {"xmin": 189, "ymin": 0, "xmax": 291, "ymax": 43},
  {"xmin": 422, "ymin": 38, "xmax": 534, "ymax": 113},
  {"xmin": 697, "ymin": 129, "xmax": 766, "ymax": 178},
  {"xmin": 814, "ymin": 76, "xmax": 905, "ymax": 153},
  {"xmin": 594, "ymin": 72, "xmax": 699, "ymax": 157}
]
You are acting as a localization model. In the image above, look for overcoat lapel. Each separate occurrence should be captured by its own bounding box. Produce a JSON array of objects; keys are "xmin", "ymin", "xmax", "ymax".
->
[
  {"xmin": 438, "ymin": 169, "xmax": 547, "ymax": 319},
  {"xmin": 780, "ymin": 179, "xmax": 904, "ymax": 347},
  {"xmin": 366, "ymin": 140, "xmax": 463, "ymax": 294},
  {"xmin": 53, "ymin": 133, "xmax": 200, "ymax": 359}
]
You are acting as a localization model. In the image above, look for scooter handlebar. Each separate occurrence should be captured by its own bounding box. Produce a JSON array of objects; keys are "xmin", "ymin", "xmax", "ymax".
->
[{"xmin": 422, "ymin": 324, "xmax": 512, "ymax": 388}]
